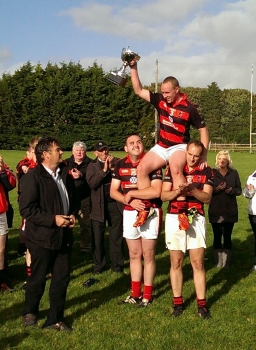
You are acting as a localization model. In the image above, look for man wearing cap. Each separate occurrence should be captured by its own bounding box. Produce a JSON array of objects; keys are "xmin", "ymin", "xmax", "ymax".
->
[{"xmin": 86, "ymin": 141, "xmax": 124, "ymax": 274}]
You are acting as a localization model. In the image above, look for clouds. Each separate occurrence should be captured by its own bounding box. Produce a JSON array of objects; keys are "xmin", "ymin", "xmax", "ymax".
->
[
  {"xmin": 62, "ymin": 0, "xmax": 206, "ymax": 41},
  {"xmin": 0, "ymin": 0, "xmax": 255, "ymax": 92},
  {"xmin": 63, "ymin": 0, "xmax": 255, "ymax": 90}
]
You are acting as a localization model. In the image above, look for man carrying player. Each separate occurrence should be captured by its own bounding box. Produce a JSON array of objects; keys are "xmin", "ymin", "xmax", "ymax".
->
[
  {"xmin": 110, "ymin": 134, "xmax": 162, "ymax": 307},
  {"xmin": 161, "ymin": 140, "xmax": 213, "ymax": 319}
]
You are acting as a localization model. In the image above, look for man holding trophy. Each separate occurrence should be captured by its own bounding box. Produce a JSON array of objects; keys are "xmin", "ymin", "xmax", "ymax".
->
[{"xmin": 108, "ymin": 47, "xmax": 209, "ymax": 229}]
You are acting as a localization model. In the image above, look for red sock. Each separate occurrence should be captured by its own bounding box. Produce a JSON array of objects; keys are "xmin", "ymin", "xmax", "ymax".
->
[
  {"xmin": 26, "ymin": 266, "xmax": 32, "ymax": 277},
  {"xmin": 143, "ymin": 285, "xmax": 153, "ymax": 301},
  {"xmin": 196, "ymin": 298, "xmax": 206, "ymax": 308},
  {"xmin": 131, "ymin": 281, "xmax": 141, "ymax": 298},
  {"xmin": 173, "ymin": 296, "xmax": 183, "ymax": 306}
]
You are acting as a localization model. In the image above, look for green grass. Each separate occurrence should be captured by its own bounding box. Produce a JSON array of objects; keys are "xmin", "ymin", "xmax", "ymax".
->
[{"xmin": 1, "ymin": 150, "xmax": 256, "ymax": 350}]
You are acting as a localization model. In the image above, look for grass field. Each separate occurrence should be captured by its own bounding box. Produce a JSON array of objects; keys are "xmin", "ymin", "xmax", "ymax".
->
[{"xmin": 0, "ymin": 149, "xmax": 256, "ymax": 350}]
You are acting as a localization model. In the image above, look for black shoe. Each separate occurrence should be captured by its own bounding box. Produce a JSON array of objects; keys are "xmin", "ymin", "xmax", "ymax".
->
[
  {"xmin": 42, "ymin": 321, "xmax": 72, "ymax": 331},
  {"xmin": 138, "ymin": 298, "xmax": 152, "ymax": 308},
  {"xmin": 23, "ymin": 313, "xmax": 37, "ymax": 326},
  {"xmin": 0, "ymin": 283, "xmax": 15, "ymax": 292},
  {"xmin": 121, "ymin": 295, "xmax": 142, "ymax": 305},
  {"xmin": 198, "ymin": 307, "xmax": 211, "ymax": 319},
  {"xmin": 83, "ymin": 277, "xmax": 97, "ymax": 287},
  {"xmin": 172, "ymin": 305, "xmax": 184, "ymax": 317}
]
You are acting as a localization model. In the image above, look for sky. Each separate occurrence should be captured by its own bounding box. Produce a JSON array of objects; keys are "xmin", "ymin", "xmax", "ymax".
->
[{"xmin": 1, "ymin": 0, "xmax": 256, "ymax": 92}]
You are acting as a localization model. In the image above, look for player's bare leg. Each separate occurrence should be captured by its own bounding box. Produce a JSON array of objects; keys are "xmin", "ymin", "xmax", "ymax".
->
[
  {"xmin": 124, "ymin": 238, "xmax": 143, "ymax": 301},
  {"xmin": 134, "ymin": 152, "xmax": 165, "ymax": 227},
  {"xmin": 168, "ymin": 150, "xmax": 189, "ymax": 230},
  {"xmin": 169, "ymin": 250, "xmax": 185, "ymax": 316}
]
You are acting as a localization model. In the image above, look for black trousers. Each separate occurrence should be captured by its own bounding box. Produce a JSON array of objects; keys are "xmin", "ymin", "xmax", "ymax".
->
[
  {"xmin": 23, "ymin": 241, "xmax": 71, "ymax": 326},
  {"xmin": 91, "ymin": 201, "xmax": 124, "ymax": 273},
  {"xmin": 248, "ymin": 214, "xmax": 256, "ymax": 256},
  {"xmin": 78, "ymin": 197, "xmax": 92, "ymax": 251},
  {"xmin": 211, "ymin": 222, "xmax": 234, "ymax": 249}
]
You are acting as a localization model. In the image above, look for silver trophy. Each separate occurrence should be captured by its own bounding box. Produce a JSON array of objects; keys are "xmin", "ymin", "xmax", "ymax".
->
[{"xmin": 107, "ymin": 47, "xmax": 140, "ymax": 87}]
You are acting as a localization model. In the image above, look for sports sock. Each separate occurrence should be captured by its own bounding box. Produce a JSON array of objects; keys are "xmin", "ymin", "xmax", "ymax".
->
[
  {"xmin": 131, "ymin": 281, "xmax": 141, "ymax": 298},
  {"xmin": 26, "ymin": 265, "xmax": 32, "ymax": 277},
  {"xmin": 173, "ymin": 296, "xmax": 183, "ymax": 306},
  {"xmin": 196, "ymin": 298, "xmax": 207, "ymax": 308},
  {"xmin": 143, "ymin": 285, "xmax": 153, "ymax": 301}
]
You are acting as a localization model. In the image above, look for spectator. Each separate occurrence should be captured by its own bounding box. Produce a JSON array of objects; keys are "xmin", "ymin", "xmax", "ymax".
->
[
  {"xmin": 208, "ymin": 150, "xmax": 241, "ymax": 268},
  {"xmin": 19, "ymin": 137, "xmax": 79, "ymax": 331},
  {"xmin": 66, "ymin": 141, "xmax": 92, "ymax": 254},
  {"xmin": 86, "ymin": 141, "xmax": 124, "ymax": 274},
  {"xmin": 16, "ymin": 145, "xmax": 37, "ymax": 257},
  {"xmin": 0, "ymin": 155, "xmax": 16, "ymax": 292},
  {"xmin": 16, "ymin": 137, "xmax": 41, "ymax": 283}
]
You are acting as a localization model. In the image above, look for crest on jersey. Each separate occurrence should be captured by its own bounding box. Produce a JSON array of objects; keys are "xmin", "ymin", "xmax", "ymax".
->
[
  {"xmin": 130, "ymin": 176, "xmax": 137, "ymax": 184},
  {"xmin": 186, "ymin": 175, "xmax": 193, "ymax": 183}
]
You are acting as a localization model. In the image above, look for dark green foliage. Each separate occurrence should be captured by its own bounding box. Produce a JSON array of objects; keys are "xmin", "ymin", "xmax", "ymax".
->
[{"xmin": 0, "ymin": 62, "xmax": 254, "ymax": 149}]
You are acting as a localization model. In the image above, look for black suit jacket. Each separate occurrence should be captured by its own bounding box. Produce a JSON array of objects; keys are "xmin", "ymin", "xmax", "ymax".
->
[{"xmin": 19, "ymin": 162, "xmax": 79, "ymax": 250}]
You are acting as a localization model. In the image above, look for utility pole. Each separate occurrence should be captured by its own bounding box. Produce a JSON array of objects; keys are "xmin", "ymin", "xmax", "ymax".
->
[
  {"xmin": 154, "ymin": 59, "xmax": 158, "ymax": 144},
  {"xmin": 250, "ymin": 63, "xmax": 254, "ymax": 153}
]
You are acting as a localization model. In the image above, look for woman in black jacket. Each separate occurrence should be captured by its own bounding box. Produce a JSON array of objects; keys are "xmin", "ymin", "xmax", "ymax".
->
[{"xmin": 208, "ymin": 150, "xmax": 241, "ymax": 268}]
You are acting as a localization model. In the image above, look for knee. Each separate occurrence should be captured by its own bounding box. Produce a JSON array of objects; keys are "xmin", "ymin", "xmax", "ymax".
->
[
  {"xmin": 170, "ymin": 164, "xmax": 183, "ymax": 177},
  {"xmin": 191, "ymin": 260, "xmax": 204, "ymax": 271},
  {"xmin": 143, "ymin": 251, "xmax": 155, "ymax": 264},
  {"xmin": 129, "ymin": 250, "xmax": 142, "ymax": 261},
  {"xmin": 137, "ymin": 163, "xmax": 149, "ymax": 177},
  {"xmin": 171, "ymin": 258, "xmax": 183, "ymax": 270}
]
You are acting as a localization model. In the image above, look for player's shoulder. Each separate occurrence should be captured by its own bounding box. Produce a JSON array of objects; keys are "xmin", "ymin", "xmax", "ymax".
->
[{"xmin": 115, "ymin": 156, "xmax": 128, "ymax": 167}]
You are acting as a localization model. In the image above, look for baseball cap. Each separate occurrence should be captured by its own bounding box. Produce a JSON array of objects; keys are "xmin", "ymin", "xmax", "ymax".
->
[{"xmin": 94, "ymin": 141, "xmax": 109, "ymax": 151}]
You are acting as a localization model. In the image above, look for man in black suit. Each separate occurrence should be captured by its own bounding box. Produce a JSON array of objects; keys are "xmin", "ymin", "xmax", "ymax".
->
[{"xmin": 19, "ymin": 136, "xmax": 79, "ymax": 331}]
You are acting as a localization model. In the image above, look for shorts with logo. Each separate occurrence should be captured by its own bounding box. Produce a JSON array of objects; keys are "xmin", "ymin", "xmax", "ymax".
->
[
  {"xmin": 165, "ymin": 213, "xmax": 206, "ymax": 253},
  {"xmin": 123, "ymin": 208, "xmax": 162, "ymax": 240},
  {"xmin": 0, "ymin": 212, "xmax": 8, "ymax": 236},
  {"xmin": 150, "ymin": 144, "xmax": 186, "ymax": 163}
]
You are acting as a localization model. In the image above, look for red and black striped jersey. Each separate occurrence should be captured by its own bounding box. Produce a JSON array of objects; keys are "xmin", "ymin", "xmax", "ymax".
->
[
  {"xmin": 112, "ymin": 155, "xmax": 162, "ymax": 210},
  {"xmin": 150, "ymin": 92, "xmax": 206, "ymax": 148},
  {"xmin": 164, "ymin": 164, "xmax": 214, "ymax": 215}
]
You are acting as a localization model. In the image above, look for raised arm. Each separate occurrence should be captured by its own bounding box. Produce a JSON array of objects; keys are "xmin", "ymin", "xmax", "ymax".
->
[{"xmin": 130, "ymin": 63, "xmax": 151, "ymax": 102}]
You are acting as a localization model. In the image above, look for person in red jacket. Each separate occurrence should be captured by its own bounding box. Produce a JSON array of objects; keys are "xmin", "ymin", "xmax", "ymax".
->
[
  {"xmin": 16, "ymin": 137, "xmax": 40, "ymax": 281},
  {"xmin": 0, "ymin": 155, "xmax": 16, "ymax": 291}
]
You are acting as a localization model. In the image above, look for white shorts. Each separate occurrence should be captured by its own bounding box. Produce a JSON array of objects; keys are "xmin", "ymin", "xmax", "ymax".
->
[
  {"xmin": 123, "ymin": 208, "xmax": 162, "ymax": 240},
  {"xmin": 150, "ymin": 144, "xmax": 186, "ymax": 163},
  {"xmin": 0, "ymin": 212, "xmax": 8, "ymax": 236},
  {"xmin": 165, "ymin": 213, "xmax": 206, "ymax": 253}
]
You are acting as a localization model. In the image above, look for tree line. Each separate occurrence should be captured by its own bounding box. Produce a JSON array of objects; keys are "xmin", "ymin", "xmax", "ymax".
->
[{"xmin": 0, "ymin": 61, "xmax": 255, "ymax": 150}]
